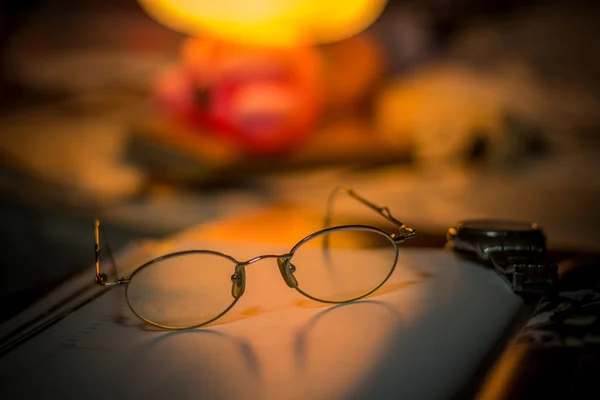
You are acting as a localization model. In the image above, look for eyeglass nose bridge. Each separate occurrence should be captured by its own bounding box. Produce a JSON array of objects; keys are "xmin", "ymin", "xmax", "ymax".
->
[{"xmin": 277, "ymin": 257, "xmax": 298, "ymax": 288}]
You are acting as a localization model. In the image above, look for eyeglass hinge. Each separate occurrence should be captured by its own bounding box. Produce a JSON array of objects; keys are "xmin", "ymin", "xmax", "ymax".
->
[
  {"xmin": 392, "ymin": 226, "xmax": 417, "ymax": 243},
  {"xmin": 95, "ymin": 273, "xmax": 108, "ymax": 285},
  {"xmin": 95, "ymin": 273, "xmax": 130, "ymax": 286}
]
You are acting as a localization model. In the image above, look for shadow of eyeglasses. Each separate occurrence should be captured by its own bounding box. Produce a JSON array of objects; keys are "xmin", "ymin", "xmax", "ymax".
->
[
  {"xmin": 293, "ymin": 299, "xmax": 403, "ymax": 373},
  {"xmin": 120, "ymin": 328, "xmax": 261, "ymax": 399}
]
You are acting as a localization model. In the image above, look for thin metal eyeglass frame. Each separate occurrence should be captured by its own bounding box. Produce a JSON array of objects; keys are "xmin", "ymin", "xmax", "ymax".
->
[{"xmin": 94, "ymin": 187, "xmax": 417, "ymax": 329}]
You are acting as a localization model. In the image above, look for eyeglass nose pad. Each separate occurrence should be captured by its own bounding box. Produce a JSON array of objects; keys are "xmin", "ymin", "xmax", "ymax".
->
[
  {"xmin": 231, "ymin": 265, "xmax": 246, "ymax": 298},
  {"xmin": 277, "ymin": 257, "xmax": 298, "ymax": 288}
]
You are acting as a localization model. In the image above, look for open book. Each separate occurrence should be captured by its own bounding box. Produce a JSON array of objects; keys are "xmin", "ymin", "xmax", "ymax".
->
[{"xmin": 0, "ymin": 238, "xmax": 523, "ymax": 400}]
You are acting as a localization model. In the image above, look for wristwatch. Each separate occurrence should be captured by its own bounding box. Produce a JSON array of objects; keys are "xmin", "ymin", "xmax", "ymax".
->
[{"xmin": 446, "ymin": 220, "xmax": 558, "ymax": 295}]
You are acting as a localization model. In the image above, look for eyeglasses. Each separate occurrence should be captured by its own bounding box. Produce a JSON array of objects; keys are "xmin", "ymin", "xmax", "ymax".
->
[{"xmin": 94, "ymin": 188, "xmax": 416, "ymax": 330}]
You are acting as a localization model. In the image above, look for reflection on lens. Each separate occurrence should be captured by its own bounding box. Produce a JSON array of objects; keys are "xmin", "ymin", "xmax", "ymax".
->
[
  {"xmin": 290, "ymin": 227, "xmax": 398, "ymax": 302},
  {"xmin": 126, "ymin": 251, "xmax": 239, "ymax": 329}
]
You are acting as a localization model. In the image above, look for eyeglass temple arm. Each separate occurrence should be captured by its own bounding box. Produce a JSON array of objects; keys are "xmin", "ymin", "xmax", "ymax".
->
[
  {"xmin": 95, "ymin": 220, "xmax": 128, "ymax": 287},
  {"xmin": 325, "ymin": 188, "xmax": 417, "ymax": 241}
]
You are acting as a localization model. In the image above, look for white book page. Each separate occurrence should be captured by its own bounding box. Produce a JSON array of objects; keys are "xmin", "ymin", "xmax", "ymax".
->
[{"xmin": 0, "ymin": 246, "xmax": 522, "ymax": 400}]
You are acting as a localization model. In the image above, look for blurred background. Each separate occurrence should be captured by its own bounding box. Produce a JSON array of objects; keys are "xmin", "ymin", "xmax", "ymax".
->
[{"xmin": 1, "ymin": 0, "xmax": 599, "ymax": 321}]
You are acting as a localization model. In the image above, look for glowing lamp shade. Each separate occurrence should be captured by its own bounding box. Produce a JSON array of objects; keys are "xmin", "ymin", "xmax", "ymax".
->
[{"xmin": 138, "ymin": 0, "xmax": 388, "ymax": 45}]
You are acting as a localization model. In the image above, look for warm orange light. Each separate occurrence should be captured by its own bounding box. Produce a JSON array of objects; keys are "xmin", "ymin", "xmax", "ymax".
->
[{"xmin": 138, "ymin": 0, "xmax": 387, "ymax": 46}]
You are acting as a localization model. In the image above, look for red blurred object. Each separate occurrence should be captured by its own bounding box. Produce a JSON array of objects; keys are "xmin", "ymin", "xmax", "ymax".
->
[{"xmin": 155, "ymin": 37, "xmax": 322, "ymax": 155}]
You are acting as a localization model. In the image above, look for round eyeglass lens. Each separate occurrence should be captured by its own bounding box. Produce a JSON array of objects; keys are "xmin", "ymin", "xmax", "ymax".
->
[
  {"xmin": 126, "ymin": 251, "xmax": 239, "ymax": 329},
  {"xmin": 289, "ymin": 227, "xmax": 398, "ymax": 302}
]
